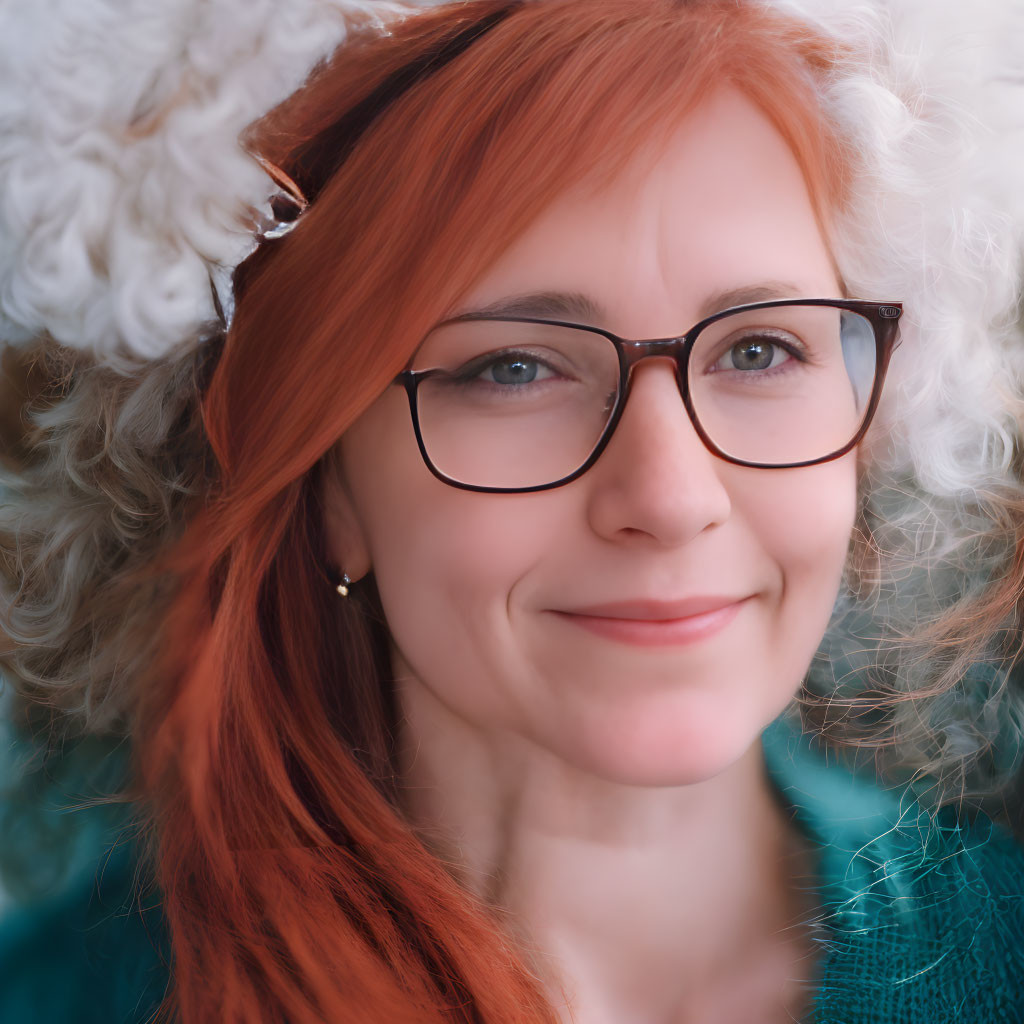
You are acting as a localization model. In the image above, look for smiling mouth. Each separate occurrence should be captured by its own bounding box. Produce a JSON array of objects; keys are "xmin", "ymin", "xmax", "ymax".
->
[{"xmin": 549, "ymin": 597, "xmax": 751, "ymax": 647}]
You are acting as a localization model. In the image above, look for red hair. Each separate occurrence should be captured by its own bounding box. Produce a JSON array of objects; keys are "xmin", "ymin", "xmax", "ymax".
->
[{"xmin": 140, "ymin": 2, "xmax": 853, "ymax": 1020}]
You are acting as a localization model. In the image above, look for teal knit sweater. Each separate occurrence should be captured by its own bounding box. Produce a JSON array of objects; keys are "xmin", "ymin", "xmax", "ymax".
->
[
  {"xmin": 761, "ymin": 719, "xmax": 1024, "ymax": 1022},
  {"xmin": 1, "ymin": 714, "xmax": 1022, "ymax": 1022}
]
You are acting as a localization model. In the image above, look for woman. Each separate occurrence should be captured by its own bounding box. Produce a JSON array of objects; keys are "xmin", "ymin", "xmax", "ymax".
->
[{"xmin": 1, "ymin": 0, "xmax": 1022, "ymax": 1021}]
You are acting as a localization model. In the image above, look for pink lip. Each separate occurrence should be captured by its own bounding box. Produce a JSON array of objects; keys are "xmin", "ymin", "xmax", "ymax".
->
[{"xmin": 550, "ymin": 596, "xmax": 750, "ymax": 647}]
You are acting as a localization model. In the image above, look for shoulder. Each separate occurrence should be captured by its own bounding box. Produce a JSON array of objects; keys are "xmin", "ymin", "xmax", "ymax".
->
[
  {"xmin": 763, "ymin": 713, "xmax": 1024, "ymax": 1024},
  {"xmin": 0, "ymin": 726, "xmax": 169, "ymax": 1024}
]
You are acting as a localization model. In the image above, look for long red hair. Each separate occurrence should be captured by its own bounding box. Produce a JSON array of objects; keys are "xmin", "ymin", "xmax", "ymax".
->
[{"xmin": 140, "ymin": 2, "xmax": 852, "ymax": 1020}]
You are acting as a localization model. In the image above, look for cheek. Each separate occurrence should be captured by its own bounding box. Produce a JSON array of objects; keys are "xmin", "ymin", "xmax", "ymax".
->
[
  {"xmin": 339, "ymin": 401, "xmax": 554, "ymax": 717},
  {"xmin": 736, "ymin": 455, "xmax": 857, "ymax": 643},
  {"xmin": 771, "ymin": 458, "xmax": 857, "ymax": 566}
]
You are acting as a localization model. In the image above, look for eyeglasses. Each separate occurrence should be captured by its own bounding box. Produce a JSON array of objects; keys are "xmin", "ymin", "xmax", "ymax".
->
[{"xmin": 392, "ymin": 298, "xmax": 902, "ymax": 493}]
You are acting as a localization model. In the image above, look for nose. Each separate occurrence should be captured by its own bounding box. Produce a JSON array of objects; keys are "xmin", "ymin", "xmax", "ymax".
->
[{"xmin": 584, "ymin": 358, "xmax": 732, "ymax": 547}]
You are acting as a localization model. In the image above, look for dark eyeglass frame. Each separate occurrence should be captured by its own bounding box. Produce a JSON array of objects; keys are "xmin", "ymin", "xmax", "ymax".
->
[{"xmin": 392, "ymin": 298, "xmax": 903, "ymax": 494}]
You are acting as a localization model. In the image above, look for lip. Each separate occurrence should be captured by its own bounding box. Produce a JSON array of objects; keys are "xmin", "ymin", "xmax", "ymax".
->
[{"xmin": 549, "ymin": 596, "xmax": 751, "ymax": 647}]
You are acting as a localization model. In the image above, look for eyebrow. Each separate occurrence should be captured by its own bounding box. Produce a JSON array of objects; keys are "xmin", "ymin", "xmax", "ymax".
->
[
  {"xmin": 448, "ymin": 290, "xmax": 605, "ymax": 324},
  {"xmin": 445, "ymin": 281, "xmax": 809, "ymax": 331}
]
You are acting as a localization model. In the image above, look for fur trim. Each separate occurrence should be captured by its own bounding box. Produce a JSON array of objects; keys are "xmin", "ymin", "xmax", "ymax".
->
[{"xmin": 0, "ymin": 0, "xmax": 414, "ymax": 370}]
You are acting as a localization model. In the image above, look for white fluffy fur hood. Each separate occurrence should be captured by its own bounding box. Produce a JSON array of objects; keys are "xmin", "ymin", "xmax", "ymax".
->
[
  {"xmin": 0, "ymin": 0, "xmax": 415, "ymax": 368},
  {"xmin": 0, "ymin": 0, "xmax": 1021, "ymax": 368}
]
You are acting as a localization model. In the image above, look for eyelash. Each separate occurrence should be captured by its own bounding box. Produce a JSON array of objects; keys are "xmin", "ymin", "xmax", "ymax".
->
[{"xmin": 704, "ymin": 332, "xmax": 812, "ymax": 376}]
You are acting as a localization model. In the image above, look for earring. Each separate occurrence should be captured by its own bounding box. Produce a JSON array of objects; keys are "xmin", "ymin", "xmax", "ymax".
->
[{"xmin": 336, "ymin": 572, "xmax": 351, "ymax": 598}]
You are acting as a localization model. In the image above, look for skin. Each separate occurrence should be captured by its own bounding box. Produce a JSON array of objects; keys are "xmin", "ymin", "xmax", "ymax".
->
[{"xmin": 325, "ymin": 88, "xmax": 857, "ymax": 1023}]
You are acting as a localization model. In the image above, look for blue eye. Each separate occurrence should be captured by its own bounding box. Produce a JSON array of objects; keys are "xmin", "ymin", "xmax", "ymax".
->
[
  {"xmin": 472, "ymin": 351, "xmax": 559, "ymax": 386},
  {"xmin": 711, "ymin": 332, "xmax": 799, "ymax": 373},
  {"xmin": 486, "ymin": 356, "xmax": 541, "ymax": 385}
]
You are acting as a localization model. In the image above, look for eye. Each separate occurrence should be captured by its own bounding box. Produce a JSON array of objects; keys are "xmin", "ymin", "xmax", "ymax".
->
[
  {"xmin": 480, "ymin": 353, "xmax": 554, "ymax": 385},
  {"xmin": 711, "ymin": 333, "xmax": 797, "ymax": 373}
]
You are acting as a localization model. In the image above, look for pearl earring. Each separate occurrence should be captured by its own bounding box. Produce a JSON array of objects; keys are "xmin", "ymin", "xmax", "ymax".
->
[{"xmin": 336, "ymin": 572, "xmax": 351, "ymax": 598}]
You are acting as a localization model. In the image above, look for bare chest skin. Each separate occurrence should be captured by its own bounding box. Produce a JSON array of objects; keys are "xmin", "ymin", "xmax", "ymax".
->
[
  {"xmin": 545, "ymin": 937, "xmax": 820, "ymax": 1024},
  {"xmin": 539, "ymin": 825, "xmax": 825, "ymax": 1024},
  {"xmin": 660, "ymin": 929, "xmax": 821, "ymax": 1024}
]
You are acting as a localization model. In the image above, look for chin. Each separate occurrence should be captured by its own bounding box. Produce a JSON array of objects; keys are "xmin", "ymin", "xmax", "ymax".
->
[{"xmin": 552, "ymin": 688, "xmax": 783, "ymax": 788}]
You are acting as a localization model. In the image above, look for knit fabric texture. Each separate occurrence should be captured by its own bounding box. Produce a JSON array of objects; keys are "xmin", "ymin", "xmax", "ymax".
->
[{"xmin": 762, "ymin": 716, "xmax": 1024, "ymax": 1022}]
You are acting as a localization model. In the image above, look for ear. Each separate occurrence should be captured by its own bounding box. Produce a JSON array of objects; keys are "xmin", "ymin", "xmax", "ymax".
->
[{"xmin": 319, "ymin": 449, "xmax": 372, "ymax": 583}]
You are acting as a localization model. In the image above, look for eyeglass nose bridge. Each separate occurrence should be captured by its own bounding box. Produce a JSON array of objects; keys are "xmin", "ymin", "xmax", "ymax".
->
[
  {"xmin": 605, "ymin": 333, "xmax": 724, "ymax": 466},
  {"xmin": 616, "ymin": 334, "xmax": 695, "ymax": 398}
]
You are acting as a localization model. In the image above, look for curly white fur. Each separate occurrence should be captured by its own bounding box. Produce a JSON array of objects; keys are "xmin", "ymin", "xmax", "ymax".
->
[{"xmin": 0, "ymin": 0, "xmax": 413, "ymax": 370}]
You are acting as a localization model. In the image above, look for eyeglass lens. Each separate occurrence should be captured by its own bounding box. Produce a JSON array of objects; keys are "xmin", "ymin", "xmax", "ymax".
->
[{"xmin": 411, "ymin": 304, "xmax": 878, "ymax": 489}]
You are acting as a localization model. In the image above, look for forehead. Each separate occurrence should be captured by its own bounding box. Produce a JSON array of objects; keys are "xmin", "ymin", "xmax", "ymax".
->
[{"xmin": 453, "ymin": 87, "xmax": 841, "ymax": 335}]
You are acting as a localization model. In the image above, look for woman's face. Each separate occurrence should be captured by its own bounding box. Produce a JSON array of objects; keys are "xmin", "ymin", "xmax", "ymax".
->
[{"xmin": 327, "ymin": 88, "xmax": 856, "ymax": 786}]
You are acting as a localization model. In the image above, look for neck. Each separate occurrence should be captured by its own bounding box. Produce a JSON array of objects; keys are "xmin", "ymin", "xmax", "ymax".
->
[{"xmin": 394, "ymin": 671, "xmax": 821, "ymax": 1023}]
